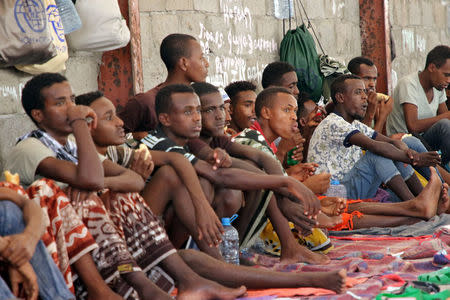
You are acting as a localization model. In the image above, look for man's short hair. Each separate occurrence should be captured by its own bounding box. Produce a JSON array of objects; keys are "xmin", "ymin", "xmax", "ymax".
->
[
  {"xmin": 75, "ymin": 91, "xmax": 104, "ymax": 106},
  {"xmin": 155, "ymin": 84, "xmax": 195, "ymax": 116},
  {"xmin": 297, "ymin": 91, "xmax": 312, "ymax": 118},
  {"xmin": 425, "ymin": 45, "xmax": 450, "ymax": 69},
  {"xmin": 261, "ymin": 61, "xmax": 295, "ymax": 88},
  {"xmin": 330, "ymin": 74, "xmax": 361, "ymax": 104},
  {"xmin": 160, "ymin": 33, "xmax": 197, "ymax": 71},
  {"xmin": 21, "ymin": 72, "xmax": 68, "ymax": 126},
  {"xmin": 347, "ymin": 56, "xmax": 374, "ymax": 75},
  {"xmin": 224, "ymin": 81, "xmax": 257, "ymax": 106},
  {"xmin": 191, "ymin": 82, "xmax": 219, "ymax": 99},
  {"xmin": 255, "ymin": 87, "xmax": 292, "ymax": 118}
]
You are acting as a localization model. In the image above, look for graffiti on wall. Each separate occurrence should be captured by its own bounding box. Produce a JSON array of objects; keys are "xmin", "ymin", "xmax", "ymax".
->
[{"xmin": 197, "ymin": 0, "xmax": 278, "ymax": 88}]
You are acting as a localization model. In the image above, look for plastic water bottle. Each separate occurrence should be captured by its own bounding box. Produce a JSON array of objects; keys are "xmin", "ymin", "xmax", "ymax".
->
[
  {"xmin": 219, "ymin": 214, "xmax": 240, "ymax": 265},
  {"xmin": 325, "ymin": 180, "xmax": 347, "ymax": 198},
  {"xmin": 55, "ymin": 0, "xmax": 82, "ymax": 34}
]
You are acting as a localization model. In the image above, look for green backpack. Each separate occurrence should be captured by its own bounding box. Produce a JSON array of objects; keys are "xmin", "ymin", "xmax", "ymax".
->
[{"xmin": 280, "ymin": 24, "xmax": 323, "ymax": 102}]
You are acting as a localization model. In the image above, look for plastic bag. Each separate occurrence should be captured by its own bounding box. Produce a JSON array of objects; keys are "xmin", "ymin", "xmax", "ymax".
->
[
  {"xmin": 67, "ymin": 0, "xmax": 130, "ymax": 52},
  {"xmin": 0, "ymin": 0, "xmax": 56, "ymax": 67}
]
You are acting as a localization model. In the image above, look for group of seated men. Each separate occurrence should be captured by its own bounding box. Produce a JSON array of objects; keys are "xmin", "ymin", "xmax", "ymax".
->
[{"xmin": 0, "ymin": 32, "xmax": 449, "ymax": 300}]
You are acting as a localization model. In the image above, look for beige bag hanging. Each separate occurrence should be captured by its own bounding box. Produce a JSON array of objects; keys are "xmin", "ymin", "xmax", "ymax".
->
[
  {"xmin": 0, "ymin": 0, "xmax": 56, "ymax": 67},
  {"xmin": 15, "ymin": 0, "xmax": 69, "ymax": 74},
  {"xmin": 67, "ymin": 0, "xmax": 130, "ymax": 52}
]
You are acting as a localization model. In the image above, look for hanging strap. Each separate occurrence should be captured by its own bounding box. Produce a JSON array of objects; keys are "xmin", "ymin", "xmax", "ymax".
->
[{"xmin": 294, "ymin": 0, "xmax": 326, "ymax": 55}]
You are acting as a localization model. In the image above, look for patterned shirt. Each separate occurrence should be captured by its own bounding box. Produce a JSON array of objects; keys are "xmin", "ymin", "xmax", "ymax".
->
[
  {"xmin": 307, "ymin": 113, "xmax": 377, "ymax": 180},
  {"xmin": 141, "ymin": 125, "xmax": 198, "ymax": 164}
]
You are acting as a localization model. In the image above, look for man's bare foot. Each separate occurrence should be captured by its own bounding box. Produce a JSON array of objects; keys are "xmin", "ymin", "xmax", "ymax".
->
[
  {"xmin": 177, "ymin": 276, "xmax": 246, "ymax": 300},
  {"xmin": 438, "ymin": 183, "xmax": 450, "ymax": 214},
  {"xmin": 316, "ymin": 212, "xmax": 342, "ymax": 229},
  {"xmin": 280, "ymin": 241, "xmax": 330, "ymax": 265},
  {"xmin": 409, "ymin": 167, "xmax": 442, "ymax": 219},
  {"xmin": 297, "ymin": 269, "xmax": 347, "ymax": 293},
  {"xmin": 320, "ymin": 197, "xmax": 346, "ymax": 216}
]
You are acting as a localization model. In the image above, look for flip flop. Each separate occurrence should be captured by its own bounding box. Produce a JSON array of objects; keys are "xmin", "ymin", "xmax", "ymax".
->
[
  {"xmin": 418, "ymin": 267, "xmax": 450, "ymax": 285},
  {"xmin": 376, "ymin": 286, "xmax": 450, "ymax": 300}
]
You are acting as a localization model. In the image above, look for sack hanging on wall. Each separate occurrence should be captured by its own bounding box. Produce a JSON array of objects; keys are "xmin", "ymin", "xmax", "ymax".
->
[
  {"xmin": 0, "ymin": 0, "xmax": 56, "ymax": 67},
  {"xmin": 15, "ymin": 0, "xmax": 69, "ymax": 74},
  {"xmin": 280, "ymin": 24, "xmax": 323, "ymax": 102},
  {"xmin": 66, "ymin": 0, "xmax": 130, "ymax": 52}
]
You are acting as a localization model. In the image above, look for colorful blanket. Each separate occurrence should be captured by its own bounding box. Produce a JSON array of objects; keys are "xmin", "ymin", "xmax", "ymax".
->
[{"xmin": 239, "ymin": 230, "xmax": 450, "ymax": 299}]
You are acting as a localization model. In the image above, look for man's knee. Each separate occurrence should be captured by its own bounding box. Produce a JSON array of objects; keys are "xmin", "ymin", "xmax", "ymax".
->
[
  {"xmin": 0, "ymin": 201, "xmax": 25, "ymax": 235},
  {"xmin": 155, "ymin": 165, "xmax": 181, "ymax": 186},
  {"xmin": 434, "ymin": 119, "xmax": 450, "ymax": 135}
]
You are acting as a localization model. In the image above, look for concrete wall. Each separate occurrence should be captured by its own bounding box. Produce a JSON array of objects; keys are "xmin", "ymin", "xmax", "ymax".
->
[
  {"xmin": 390, "ymin": 0, "xmax": 450, "ymax": 84},
  {"xmin": 139, "ymin": 0, "xmax": 361, "ymax": 91},
  {"xmin": 0, "ymin": 0, "xmax": 448, "ymax": 171}
]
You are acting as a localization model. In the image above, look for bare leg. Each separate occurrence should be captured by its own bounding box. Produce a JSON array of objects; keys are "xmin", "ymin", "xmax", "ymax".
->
[
  {"xmin": 212, "ymin": 187, "xmax": 243, "ymax": 219},
  {"xmin": 405, "ymin": 173, "xmax": 423, "ymax": 196},
  {"xmin": 142, "ymin": 166, "xmax": 222, "ymax": 259},
  {"xmin": 160, "ymin": 253, "xmax": 246, "ymax": 300},
  {"xmin": 72, "ymin": 254, "xmax": 122, "ymax": 300},
  {"xmin": 267, "ymin": 195, "xmax": 330, "ymax": 265},
  {"xmin": 179, "ymin": 249, "xmax": 347, "ymax": 294},
  {"xmin": 122, "ymin": 272, "xmax": 172, "ymax": 300},
  {"xmin": 348, "ymin": 168, "xmax": 443, "ymax": 220},
  {"xmin": 385, "ymin": 174, "xmax": 415, "ymax": 202},
  {"xmin": 352, "ymin": 215, "xmax": 420, "ymax": 229}
]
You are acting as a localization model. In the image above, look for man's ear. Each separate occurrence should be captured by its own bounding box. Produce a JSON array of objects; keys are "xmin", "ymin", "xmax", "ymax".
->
[
  {"xmin": 427, "ymin": 63, "xmax": 437, "ymax": 73},
  {"xmin": 158, "ymin": 113, "xmax": 171, "ymax": 127},
  {"xmin": 31, "ymin": 109, "xmax": 44, "ymax": 124},
  {"xmin": 335, "ymin": 92, "xmax": 345, "ymax": 104},
  {"xmin": 178, "ymin": 57, "xmax": 189, "ymax": 72},
  {"xmin": 299, "ymin": 117, "xmax": 307, "ymax": 127},
  {"xmin": 260, "ymin": 106, "xmax": 272, "ymax": 120},
  {"xmin": 229, "ymin": 104, "xmax": 234, "ymax": 115}
]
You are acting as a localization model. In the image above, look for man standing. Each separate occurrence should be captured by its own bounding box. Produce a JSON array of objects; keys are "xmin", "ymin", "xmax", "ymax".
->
[{"xmin": 387, "ymin": 45, "xmax": 450, "ymax": 166}]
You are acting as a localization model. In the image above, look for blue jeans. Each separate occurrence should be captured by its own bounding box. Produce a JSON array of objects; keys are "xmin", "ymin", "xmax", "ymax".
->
[
  {"xmin": 402, "ymin": 135, "xmax": 443, "ymax": 182},
  {"xmin": 422, "ymin": 119, "xmax": 450, "ymax": 165},
  {"xmin": 0, "ymin": 201, "xmax": 74, "ymax": 300},
  {"xmin": 341, "ymin": 151, "xmax": 414, "ymax": 200}
]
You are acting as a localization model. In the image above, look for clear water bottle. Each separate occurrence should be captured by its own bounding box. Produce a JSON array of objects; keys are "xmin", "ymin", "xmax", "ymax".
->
[
  {"xmin": 325, "ymin": 180, "xmax": 347, "ymax": 198},
  {"xmin": 55, "ymin": 0, "xmax": 82, "ymax": 34},
  {"xmin": 219, "ymin": 214, "xmax": 240, "ymax": 265}
]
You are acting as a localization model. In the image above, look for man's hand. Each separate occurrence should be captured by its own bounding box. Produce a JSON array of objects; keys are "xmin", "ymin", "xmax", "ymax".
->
[
  {"xmin": 378, "ymin": 96, "xmax": 393, "ymax": 118},
  {"xmin": 130, "ymin": 146, "xmax": 155, "ymax": 180},
  {"xmin": 205, "ymin": 148, "xmax": 232, "ymax": 170},
  {"xmin": 9, "ymin": 263, "xmax": 39, "ymax": 300},
  {"xmin": 1, "ymin": 233, "xmax": 38, "ymax": 268},
  {"xmin": 365, "ymin": 91, "xmax": 379, "ymax": 121},
  {"xmin": 67, "ymin": 105, "xmax": 98, "ymax": 129},
  {"xmin": 409, "ymin": 151, "xmax": 441, "ymax": 167},
  {"xmin": 285, "ymin": 177, "xmax": 321, "ymax": 218},
  {"xmin": 194, "ymin": 203, "xmax": 224, "ymax": 247},
  {"xmin": 286, "ymin": 163, "xmax": 317, "ymax": 181},
  {"xmin": 302, "ymin": 173, "xmax": 331, "ymax": 194},
  {"xmin": 277, "ymin": 196, "xmax": 316, "ymax": 234}
]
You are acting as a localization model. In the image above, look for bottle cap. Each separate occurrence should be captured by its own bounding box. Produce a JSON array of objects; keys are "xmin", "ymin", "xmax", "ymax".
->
[
  {"xmin": 221, "ymin": 214, "xmax": 238, "ymax": 226},
  {"xmin": 330, "ymin": 179, "xmax": 340, "ymax": 185}
]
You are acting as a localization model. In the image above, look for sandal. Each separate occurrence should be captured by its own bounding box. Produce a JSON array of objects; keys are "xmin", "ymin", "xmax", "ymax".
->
[{"xmin": 418, "ymin": 267, "xmax": 450, "ymax": 285}]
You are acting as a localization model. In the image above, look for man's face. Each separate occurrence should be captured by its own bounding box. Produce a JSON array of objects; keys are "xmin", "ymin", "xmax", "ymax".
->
[
  {"xmin": 430, "ymin": 59, "xmax": 450, "ymax": 91},
  {"xmin": 267, "ymin": 93, "xmax": 299, "ymax": 140},
  {"xmin": 165, "ymin": 92, "xmax": 202, "ymax": 139},
  {"xmin": 90, "ymin": 96, "xmax": 125, "ymax": 147},
  {"xmin": 36, "ymin": 81, "xmax": 75, "ymax": 135},
  {"xmin": 200, "ymin": 92, "xmax": 226, "ymax": 137},
  {"xmin": 185, "ymin": 40, "xmax": 209, "ymax": 83},
  {"xmin": 230, "ymin": 90, "xmax": 257, "ymax": 131},
  {"xmin": 340, "ymin": 79, "xmax": 368, "ymax": 121},
  {"xmin": 357, "ymin": 63, "xmax": 377, "ymax": 93},
  {"xmin": 279, "ymin": 71, "xmax": 299, "ymax": 97}
]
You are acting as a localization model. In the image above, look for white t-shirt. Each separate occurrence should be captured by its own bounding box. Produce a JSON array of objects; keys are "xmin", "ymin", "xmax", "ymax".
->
[
  {"xmin": 387, "ymin": 72, "xmax": 447, "ymax": 135},
  {"xmin": 307, "ymin": 113, "xmax": 376, "ymax": 180}
]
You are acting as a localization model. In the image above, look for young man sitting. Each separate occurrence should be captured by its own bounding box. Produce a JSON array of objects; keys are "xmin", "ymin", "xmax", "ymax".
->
[
  {"xmin": 189, "ymin": 81, "xmax": 331, "ymax": 264},
  {"xmin": 223, "ymin": 80, "xmax": 258, "ymax": 136},
  {"xmin": 307, "ymin": 74, "xmax": 443, "ymax": 203},
  {"xmin": 234, "ymin": 86, "xmax": 449, "ymax": 230},
  {"xmin": 75, "ymin": 89, "xmax": 349, "ymax": 295},
  {"xmin": 7, "ymin": 73, "xmax": 248, "ymax": 300},
  {"xmin": 141, "ymin": 84, "xmax": 327, "ymax": 262}
]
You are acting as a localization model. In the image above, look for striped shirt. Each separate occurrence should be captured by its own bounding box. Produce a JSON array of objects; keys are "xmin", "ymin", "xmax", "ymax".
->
[{"xmin": 141, "ymin": 125, "xmax": 198, "ymax": 164}]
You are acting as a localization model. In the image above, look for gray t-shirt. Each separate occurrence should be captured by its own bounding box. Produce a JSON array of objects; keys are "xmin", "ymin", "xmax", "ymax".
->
[{"xmin": 386, "ymin": 72, "xmax": 446, "ymax": 135}]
